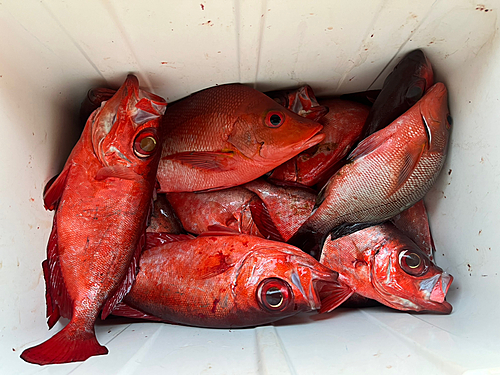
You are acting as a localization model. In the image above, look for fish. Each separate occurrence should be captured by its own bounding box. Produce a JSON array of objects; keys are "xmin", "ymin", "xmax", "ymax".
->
[
  {"xmin": 269, "ymin": 99, "xmax": 370, "ymax": 186},
  {"xmin": 21, "ymin": 75, "xmax": 167, "ymax": 365},
  {"xmin": 361, "ymin": 49, "xmax": 434, "ymax": 138},
  {"xmin": 146, "ymin": 193, "xmax": 184, "ymax": 234},
  {"xmin": 339, "ymin": 90, "xmax": 380, "ymax": 107},
  {"xmin": 111, "ymin": 233, "xmax": 353, "ymax": 328},
  {"xmin": 79, "ymin": 87, "xmax": 116, "ymax": 127},
  {"xmin": 288, "ymin": 82, "xmax": 451, "ymax": 258},
  {"xmin": 166, "ymin": 187, "xmax": 263, "ymax": 236},
  {"xmin": 244, "ymin": 179, "xmax": 316, "ymax": 241},
  {"xmin": 391, "ymin": 199, "xmax": 436, "ymax": 261},
  {"xmin": 265, "ymin": 85, "xmax": 329, "ymax": 122},
  {"xmin": 157, "ymin": 83, "xmax": 325, "ymax": 192},
  {"xmin": 320, "ymin": 223, "xmax": 453, "ymax": 313}
]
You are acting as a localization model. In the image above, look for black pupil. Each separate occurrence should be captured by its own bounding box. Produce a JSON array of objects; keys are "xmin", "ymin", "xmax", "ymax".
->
[
  {"xmin": 265, "ymin": 287, "xmax": 283, "ymax": 307},
  {"xmin": 406, "ymin": 253, "xmax": 421, "ymax": 268},
  {"xmin": 269, "ymin": 114, "xmax": 282, "ymax": 126},
  {"xmin": 447, "ymin": 114, "xmax": 453, "ymax": 125},
  {"xmin": 407, "ymin": 86, "xmax": 423, "ymax": 101},
  {"xmin": 140, "ymin": 136, "xmax": 156, "ymax": 152}
]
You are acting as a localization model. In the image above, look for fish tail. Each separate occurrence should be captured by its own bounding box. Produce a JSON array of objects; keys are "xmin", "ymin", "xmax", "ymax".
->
[
  {"xmin": 287, "ymin": 225, "xmax": 324, "ymax": 260},
  {"xmin": 20, "ymin": 321, "xmax": 108, "ymax": 365}
]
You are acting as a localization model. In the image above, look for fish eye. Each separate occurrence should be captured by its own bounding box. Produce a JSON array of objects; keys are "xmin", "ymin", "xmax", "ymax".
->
[
  {"xmin": 133, "ymin": 129, "xmax": 158, "ymax": 158},
  {"xmin": 266, "ymin": 287, "xmax": 284, "ymax": 308},
  {"xmin": 399, "ymin": 249, "xmax": 429, "ymax": 277},
  {"xmin": 446, "ymin": 114, "xmax": 453, "ymax": 128},
  {"xmin": 406, "ymin": 85, "xmax": 424, "ymax": 103},
  {"xmin": 265, "ymin": 111, "xmax": 285, "ymax": 128},
  {"xmin": 257, "ymin": 278, "xmax": 293, "ymax": 312}
]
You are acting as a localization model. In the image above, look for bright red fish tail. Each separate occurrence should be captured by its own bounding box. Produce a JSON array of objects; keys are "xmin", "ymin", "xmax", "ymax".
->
[{"xmin": 20, "ymin": 323, "xmax": 108, "ymax": 365}]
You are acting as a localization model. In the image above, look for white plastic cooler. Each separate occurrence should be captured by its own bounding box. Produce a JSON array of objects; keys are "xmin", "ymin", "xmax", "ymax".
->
[{"xmin": 1, "ymin": 0, "xmax": 499, "ymax": 374}]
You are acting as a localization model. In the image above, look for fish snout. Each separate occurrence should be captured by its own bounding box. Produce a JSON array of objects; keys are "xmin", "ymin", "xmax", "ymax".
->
[
  {"xmin": 429, "ymin": 272, "xmax": 453, "ymax": 303},
  {"xmin": 419, "ymin": 272, "xmax": 453, "ymax": 303}
]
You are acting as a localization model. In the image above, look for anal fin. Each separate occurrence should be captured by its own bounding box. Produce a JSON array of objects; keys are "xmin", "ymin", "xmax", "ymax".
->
[
  {"xmin": 111, "ymin": 302, "xmax": 163, "ymax": 322},
  {"xmin": 46, "ymin": 213, "xmax": 73, "ymax": 322}
]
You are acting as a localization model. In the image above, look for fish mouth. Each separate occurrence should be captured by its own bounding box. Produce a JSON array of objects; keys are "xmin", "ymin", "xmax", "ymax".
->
[
  {"xmin": 293, "ymin": 132, "xmax": 326, "ymax": 153},
  {"xmin": 417, "ymin": 272, "xmax": 453, "ymax": 314},
  {"xmin": 429, "ymin": 272, "xmax": 453, "ymax": 303}
]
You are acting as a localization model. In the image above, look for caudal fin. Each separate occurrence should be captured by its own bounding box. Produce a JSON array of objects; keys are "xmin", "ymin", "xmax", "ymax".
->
[{"xmin": 20, "ymin": 323, "xmax": 108, "ymax": 365}]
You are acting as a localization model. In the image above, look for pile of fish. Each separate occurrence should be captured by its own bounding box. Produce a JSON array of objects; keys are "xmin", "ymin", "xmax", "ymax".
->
[{"xmin": 21, "ymin": 49, "xmax": 454, "ymax": 366}]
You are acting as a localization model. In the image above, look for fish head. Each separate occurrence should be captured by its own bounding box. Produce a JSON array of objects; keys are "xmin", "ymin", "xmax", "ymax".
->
[
  {"xmin": 228, "ymin": 90, "xmax": 325, "ymax": 166},
  {"xmin": 266, "ymin": 85, "xmax": 329, "ymax": 122},
  {"xmin": 235, "ymin": 242, "xmax": 340, "ymax": 317},
  {"xmin": 385, "ymin": 49, "xmax": 434, "ymax": 109},
  {"xmin": 418, "ymin": 82, "xmax": 451, "ymax": 153},
  {"xmin": 369, "ymin": 224, "xmax": 453, "ymax": 313},
  {"xmin": 321, "ymin": 223, "xmax": 452, "ymax": 314},
  {"xmin": 401, "ymin": 49, "xmax": 434, "ymax": 107},
  {"xmin": 90, "ymin": 74, "xmax": 167, "ymax": 178}
]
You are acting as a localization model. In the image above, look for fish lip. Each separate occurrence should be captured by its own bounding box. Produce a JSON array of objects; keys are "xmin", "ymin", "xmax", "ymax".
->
[
  {"xmin": 296, "ymin": 132, "xmax": 326, "ymax": 151},
  {"xmin": 430, "ymin": 272, "xmax": 453, "ymax": 303}
]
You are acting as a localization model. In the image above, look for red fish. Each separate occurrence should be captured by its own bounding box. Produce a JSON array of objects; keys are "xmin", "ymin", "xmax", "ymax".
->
[
  {"xmin": 269, "ymin": 99, "xmax": 370, "ymax": 186},
  {"xmin": 288, "ymin": 83, "xmax": 451, "ymax": 258},
  {"xmin": 391, "ymin": 199, "xmax": 436, "ymax": 261},
  {"xmin": 157, "ymin": 84, "xmax": 325, "ymax": 192},
  {"xmin": 265, "ymin": 85, "xmax": 329, "ymax": 122},
  {"xmin": 166, "ymin": 188, "xmax": 263, "ymax": 236},
  {"xmin": 244, "ymin": 179, "xmax": 316, "ymax": 242},
  {"xmin": 21, "ymin": 75, "xmax": 167, "ymax": 365},
  {"xmin": 146, "ymin": 193, "xmax": 184, "ymax": 234},
  {"xmin": 320, "ymin": 223, "xmax": 453, "ymax": 313},
  {"xmin": 112, "ymin": 233, "xmax": 352, "ymax": 328},
  {"xmin": 361, "ymin": 49, "xmax": 434, "ymax": 138}
]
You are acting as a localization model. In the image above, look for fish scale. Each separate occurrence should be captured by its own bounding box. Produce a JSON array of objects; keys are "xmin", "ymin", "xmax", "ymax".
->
[
  {"xmin": 158, "ymin": 83, "xmax": 325, "ymax": 192},
  {"xmin": 21, "ymin": 75, "xmax": 167, "ymax": 365},
  {"xmin": 320, "ymin": 223, "xmax": 453, "ymax": 313},
  {"xmin": 289, "ymin": 83, "xmax": 450, "ymax": 257},
  {"xmin": 113, "ymin": 234, "xmax": 352, "ymax": 328}
]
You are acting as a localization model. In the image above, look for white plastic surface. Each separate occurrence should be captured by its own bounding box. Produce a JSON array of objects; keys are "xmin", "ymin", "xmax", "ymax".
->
[{"xmin": 1, "ymin": 0, "xmax": 499, "ymax": 374}]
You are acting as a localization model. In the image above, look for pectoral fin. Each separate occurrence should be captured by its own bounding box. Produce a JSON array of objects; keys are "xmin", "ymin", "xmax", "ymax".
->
[
  {"xmin": 163, "ymin": 151, "xmax": 237, "ymax": 171},
  {"xmin": 95, "ymin": 165, "xmax": 140, "ymax": 181},
  {"xmin": 43, "ymin": 167, "xmax": 70, "ymax": 211},
  {"xmin": 349, "ymin": 125, "xmax": 398, "ymax": 161},
  {"xmin": 395, "ymin": 143, "xmax": 425, "ymax": 191}
]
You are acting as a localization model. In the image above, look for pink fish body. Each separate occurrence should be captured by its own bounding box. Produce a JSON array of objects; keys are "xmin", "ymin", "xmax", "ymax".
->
[
  {"xmin": 289, "ymin": 83, "xmax": 451, "ymax": 256},
  {"xmin": 167, "ymin": 188, "xmax": 262, "ymax": 236},
  {"xmin": 244, "ymin": 179, "xmax": 316, "ymax": 241},
  {"xmin": 320, "ymin": 223, "xmax": 452, "ymax": 313},
  {"xmin": 21, "ymin": 75, "xmax": 167, "ymax": 365},
  {"xmin": 391, "ymin": 199, "xmax": 436, "ymax": 261},
  {"xmin": 113, "ymin": 234, "xmax": 352, "ymax": 328},
  {"xmin": 157, "ymin": 84, "xmax": 325, "ymax": 192},
  {"xmin": 270, "ymin": 99, "xmax": 370, "ymax": 186}
]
